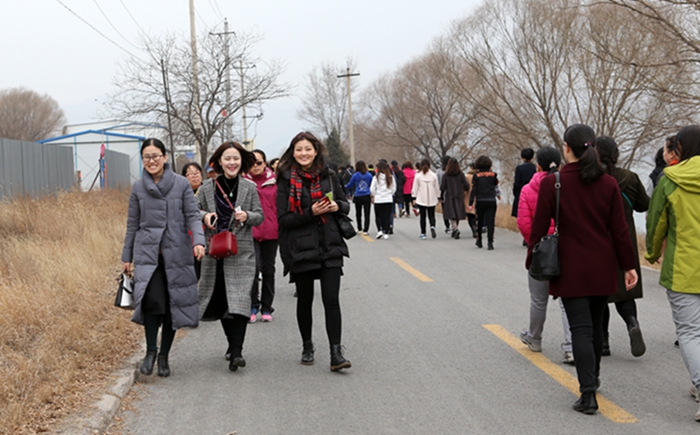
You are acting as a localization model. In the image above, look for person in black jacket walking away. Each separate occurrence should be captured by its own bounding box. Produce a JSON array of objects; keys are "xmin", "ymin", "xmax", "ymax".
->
[
  {"xmin": 276, "ymin": 132, "xmax": 352, "ymax": 371},
  {"xmin": 469, "ymin": 155, "xmax": 499, "ymax": 250}
]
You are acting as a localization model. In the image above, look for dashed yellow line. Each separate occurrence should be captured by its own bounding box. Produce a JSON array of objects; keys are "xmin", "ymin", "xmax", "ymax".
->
[
  {"xmin": 360, "ymin": 233, "xmax": 375, "ymax": 243},
  {"xmin": 482, "ymin": 324, "xmax": 637, "ymax": 423},
  {"xmin": 389, "ymin": 257, "xmax": 433, "ymax": 282}
]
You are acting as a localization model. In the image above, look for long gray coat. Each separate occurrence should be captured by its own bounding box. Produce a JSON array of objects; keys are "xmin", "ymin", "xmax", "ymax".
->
[
  {"xmin": 197, "ymin": 177, "xmax": 263, "ymax": 318},
  {"xmin": 121, "ymin": 164, "xmax": 205, "ymax": 330}
]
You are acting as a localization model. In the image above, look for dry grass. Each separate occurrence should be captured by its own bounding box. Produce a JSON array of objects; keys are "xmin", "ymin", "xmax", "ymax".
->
[{"xmin": 0, "ymin": 190, "xmax": 141, "ymax": 434}]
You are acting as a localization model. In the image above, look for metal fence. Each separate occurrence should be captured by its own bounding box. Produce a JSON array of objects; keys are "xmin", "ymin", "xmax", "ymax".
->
[
  {"xmin": 0, "ymin": 138, "xmax": 75, "ymax": 201},
  {"xmin": 104, "ymin": 149, "xmax": 131, "ymax": 189}
]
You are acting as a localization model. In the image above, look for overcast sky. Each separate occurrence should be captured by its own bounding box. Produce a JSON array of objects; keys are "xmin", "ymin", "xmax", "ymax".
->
[{"xmin": 2, "ymin": 0, "xmax": 483, "ymax": 157}]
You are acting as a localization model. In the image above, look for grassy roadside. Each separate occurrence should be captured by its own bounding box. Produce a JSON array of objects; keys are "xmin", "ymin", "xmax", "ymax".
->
[{"xmin": 0, "ymin": 190, "xmax": 141, "ymax": 434}]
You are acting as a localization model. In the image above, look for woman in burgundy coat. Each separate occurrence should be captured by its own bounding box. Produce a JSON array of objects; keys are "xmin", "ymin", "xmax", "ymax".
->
[{"xmin": 527, "ymin": 124, "xmax": 638, "ymax": 415}]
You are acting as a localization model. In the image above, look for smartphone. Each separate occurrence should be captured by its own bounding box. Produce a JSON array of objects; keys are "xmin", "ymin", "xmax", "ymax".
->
[
  {"xmin": 325, "ymin": 191, "xmax": 333, "ymax": 202},
  {"xmin": 209, "ymin": 215, "xmax": 217, "ymax": 227},
  {"xmin": 235, "ymin": 206, "xmax": 242, "ymax": 213}
]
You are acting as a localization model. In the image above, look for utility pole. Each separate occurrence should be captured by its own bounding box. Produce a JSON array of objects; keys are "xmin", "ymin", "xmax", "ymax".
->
[
  {"xmin": 160, "ymin": 58, "xmax": 176, "ymax": 171},
  {"xmin": 210, "ymin": 19, "xmax": 235, "ymax": 142},
  {"xmin": 337, "ymin": 67, "xmax": 360, "ymax": 164},
  {"xmin": 234, "ymin": 61, "xmax": 256, "ymax": 150},
  {"xmin": 189, "ymin": 0, "xmax": 204, "ymax": 165}
]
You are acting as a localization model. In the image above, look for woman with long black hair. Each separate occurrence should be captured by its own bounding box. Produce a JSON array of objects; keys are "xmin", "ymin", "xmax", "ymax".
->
[
  {"xmin": 527, "ymin": 124, "xmax": 637, "ymax": 415},
  {"xmin": 277, "ymin": 132, "xmax": 352, "ymax": 371}
]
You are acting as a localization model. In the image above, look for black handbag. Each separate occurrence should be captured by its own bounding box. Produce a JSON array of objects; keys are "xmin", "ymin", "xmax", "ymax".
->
[
  {"xmin": 114, "ymin": 273, "xmax": 135, "ymax": 310},
  {"xmin": 529, "ymin": 171, "xmax": 561, "ymax": 281},
  {"xmin": 330, "ymin": 175, "xmax": 356, "ymax": 240}
]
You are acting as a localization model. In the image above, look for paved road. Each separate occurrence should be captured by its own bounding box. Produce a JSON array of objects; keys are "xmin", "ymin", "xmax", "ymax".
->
[{"xmin": 117, "ymin": 213, "xmax": 697, "ymax": 434}]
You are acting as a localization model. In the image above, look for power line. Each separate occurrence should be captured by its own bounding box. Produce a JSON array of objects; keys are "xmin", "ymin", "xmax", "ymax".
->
[
  {"xmin": 91, "ymin": 0, "xmax": 140, "ymax": 49},
  {"xmin": 118, "ymin": 0, "xmax": 146, "ymax": 35},
  {"xmin": 53, "ymin": 0, "xmax": 135, "ymax": 56},
  {"xmin": 208, "ymin": 0, "xmax": 224, "ymax": 20}
]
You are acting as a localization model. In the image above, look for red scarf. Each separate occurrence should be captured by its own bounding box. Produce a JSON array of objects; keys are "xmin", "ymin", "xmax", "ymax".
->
[{"xmin": 289, "ymin": 166, "xmax": 326, "ymax": 224}]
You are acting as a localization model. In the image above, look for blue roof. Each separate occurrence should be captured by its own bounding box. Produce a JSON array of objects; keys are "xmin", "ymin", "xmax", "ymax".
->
[{"xmin": 39, "ymin": 129, "xmax": 147, "ymax": 144}]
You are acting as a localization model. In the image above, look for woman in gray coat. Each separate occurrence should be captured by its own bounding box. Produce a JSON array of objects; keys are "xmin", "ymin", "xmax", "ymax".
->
[
  {"xmin": 122, "ymin": 138, "xmax": 206, "ymax": 378},
  {"xmin": 198, "ymin": 142, "xmax": 263, "ymax": 372}
]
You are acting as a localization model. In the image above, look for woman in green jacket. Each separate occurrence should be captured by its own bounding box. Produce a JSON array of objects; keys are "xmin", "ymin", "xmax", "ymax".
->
[{"xmin": 646, "ymin": 125, "xmax": 700, "ymax": 422}]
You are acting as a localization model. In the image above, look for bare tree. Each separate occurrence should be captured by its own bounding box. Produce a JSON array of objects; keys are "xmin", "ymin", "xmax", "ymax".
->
[
  {"xmin": 0, "ymin": 87, "xmax": 66, "ymax": 141},
  {"xmin": 296, "ymin": 58, "xmax": 359, "ymax": 146},
  {"xmin": 360, "ymin": 51, "xmax": 484, "ymax": 168},
  {"xmin": 109, "ymin": 31, "xmax": 288, "ymax": 167}
]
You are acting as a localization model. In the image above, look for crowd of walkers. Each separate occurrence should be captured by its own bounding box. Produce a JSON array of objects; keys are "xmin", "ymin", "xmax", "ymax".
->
[{"xmin": 120, "ymin": 123, "xmax": 700, "ymax": 421}]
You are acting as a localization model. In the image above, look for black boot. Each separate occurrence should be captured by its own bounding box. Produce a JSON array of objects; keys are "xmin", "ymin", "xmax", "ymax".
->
[
  {"xmin": 140, "ymin": 351, "xmax": 157, "ymax": 375},
  {"xmin": 487, "ymin": 242, "xmax": 494, "ymax": 250},
  {"xmin": 301, "ymin": 340, "xmax": 315, "ymax": 365},
  {"xmin": 602, "ymin": 333, "xmax": 611, "ymax": 356},
  {"xmin": 627, "ymin": 316, "xmax": 646, "ymax": 357},
  {"xmin": 157, "ymin": 354, "xmax": 170, "ymax": 377},
  {"xmin": 330, "ymin": 345, "xmax": 351, "ymax": 371},
  {"xmin": 572, "ymin": 391, "xmax": 598, "ymax": 414},
  {"xmin": 475, "ymin": 238, "xmax": 483, "ymax": 248},
  {"xmin": 229, "ymin": 357, "xmax": 246, "ymax": 372}
]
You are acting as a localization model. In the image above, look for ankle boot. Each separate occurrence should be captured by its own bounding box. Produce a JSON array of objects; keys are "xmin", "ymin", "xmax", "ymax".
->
[
  {"xmin": 301, "ymin": 340, "xmax": 315, "ymax": 365},
  {"xmin": 475, "ymin": 239, "xmax": 483, "ymax": 248},
  {"xmin": 157, "ymin": 354, "xmax": 170, "ymax": 377},
  {"xmin": 627, "ymin": 316, "xmax": 646, "ymax": 357},
  {"xmin": 330, "ymin": 345, "xmax": 351, "ymax": 371},
  {"xmin": 140, "ymin": 351, "xmax": 157, "ymax": 375},
  {"xmin": 572, "ymin": 391, "xmax": 598, "ymax": 414},
  {"xmin": 487, "ymin": 242, "xmax": 494, "ymax": 250},
  {"xmin": 229, "ymin": 356, "xmax": 246, "ymax": 372},
  {"xmin": 602, "ymin": 333, "xmax": 611, "ymax": 356}
]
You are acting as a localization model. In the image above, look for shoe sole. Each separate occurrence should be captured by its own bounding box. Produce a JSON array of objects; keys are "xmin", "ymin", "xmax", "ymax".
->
[
  {"xmin": 229, "ymin": 358, "xmax": 246, "ymax": 372},
  {"xmin": 691, "ymin": 386, "xmax": 700, "ymax": 402},
  {"xmin": 519, "ymin": 334, "xmax": 542, "ymax": 352},
  {"xmin": 301, "ymin": 360, "xmax": 315, "ymax": 366},
  {"xmin": 629, "ymin": 326, "xmax": 646, "ymax": 357},
  {"xmin": 331, "ymin": 361, "xmax": 352, "ymax": 371}
]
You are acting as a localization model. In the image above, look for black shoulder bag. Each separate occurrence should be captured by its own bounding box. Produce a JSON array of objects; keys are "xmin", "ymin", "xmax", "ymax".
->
[
  {"xmin": 330, "ymin": 174, "xmax": 357, "ymax": 240},
  {"xmin": 529, "ymin": 171, "xmax": 560, "ymax": 281}
]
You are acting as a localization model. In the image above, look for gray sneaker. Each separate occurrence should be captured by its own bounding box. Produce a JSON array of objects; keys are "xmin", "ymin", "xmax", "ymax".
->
[
  {"xmin": 691, "ymin": 385, "xmax": 699, "ymax": 402},
  {"xmin": 562, "ymin": 351, "xmax": 575, "ymax": 365},
  {"xmin": 519, "ymin": 330, "xmax": 542, "ymax": 352}
]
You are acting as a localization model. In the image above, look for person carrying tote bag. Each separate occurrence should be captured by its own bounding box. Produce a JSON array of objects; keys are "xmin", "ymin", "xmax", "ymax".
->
[{"xmin": 121, "ymin": 138, "xmax": 205, "ymax": 378}]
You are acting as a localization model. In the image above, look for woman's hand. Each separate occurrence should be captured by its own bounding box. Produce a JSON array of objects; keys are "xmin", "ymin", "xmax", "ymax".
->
[
  {"xmin": 312, "ymin": 199, "xmax": 332, "ymax": 216},
  {"xmin": 624, "ymin": 269, "xmax": 638, "ymax": 290},
  {"xmin": 193, "ymin": 244, "xmax": 205, "ymax": 261},
  {"xmin": 122, "ymin": 262, "xmax": 132, "ymax": 276},
  {"xmin": 328, "ymin": 200, "xmax": 339, "ymax": 213},
  {"xmin": 234, "ymin": 210, "xmax": 248, "ymax": 223},
  {"xmin": 203, "ymin": 212, "xmax": 217, "ymax": 230}
]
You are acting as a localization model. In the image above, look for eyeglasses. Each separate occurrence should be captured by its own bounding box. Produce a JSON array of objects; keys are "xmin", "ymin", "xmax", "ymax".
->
[
  {"xmin": 143, "ymin": 154, "xmax": 164, "ymax": 162},
  {"xmin": 185, "ymin": 171, "xmax": 202, "ymax": 178},
  {"xmin": 253, "ymin": 161, "xmax": 265, "ymax": 167}
]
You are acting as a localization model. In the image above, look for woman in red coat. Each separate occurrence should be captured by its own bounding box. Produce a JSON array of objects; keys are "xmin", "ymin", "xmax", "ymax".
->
[{"xmin": 527, "ymin": 124, "xmax": 638, "ymax": 415}]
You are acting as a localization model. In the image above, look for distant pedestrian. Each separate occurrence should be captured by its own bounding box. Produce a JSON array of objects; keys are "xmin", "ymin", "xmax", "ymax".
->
[
  {"xmin": 440, "ymin": 158, "xmax": 470, "ymax": 239},
  {"xmin": 596, "ymin": 136, "xmax": 649, "ymax": 358},
  {"xmin": 370, "ymin": 160, "xmax": 396, "ymax": 239},
  {"xmin": 242, "ymin": 149, "xmax": 279, "ymax": 324},
  {"xmin": 646, "ymin": 125, "xmax": 700, "ymax": 422},
  {"xmin": 469, "ymin": 155, "xmax": 499, "ymax": 250},
  {"xmin": 390, "ymin": 160, "xmax": 405, "ymax": 232},
  {"xmin": 512, "ymin": 148, "xmax": 536, "ymax": 218},
  {"xmin": 122, "ymin": 138, "xmax": 206, "ymax": 378},
  {"xmin": 646, "ymin": 146, "xmax": 666, "ymax": 197},
  {"xmin": 198, "ymin": 142, "xmax": 263, "ymax": 372},
  {"xmin": 412, "ymin": 158, "xmax": 440, "ymax": 240},
  {"xmin": 182, "ymin": 162, "xmax": 203, "ymax": 195},
  {"xmin": 345, "ymin": 160, "xmax": 373, "ymax": 235},
  {"xmin": 465, "ymin": 163, "xmax": 478, "ymax": 238},
  {"xmin": 527, "ymin": 124, "xmax": 637, "ymax": 415},
  {"xmin": 402, "ymin": 162, "xmax": 416, "ymax": 217},
  {"xmin": 276, "ymin": 132, "xmax": 352, "ymax": 371},
  {"xmin": 517, "ymin": 146, "xmax": 573, "ymax": 365},
  {"xmin": 437, "ymin": 155, "xmax": 452, "ymax": 234}
]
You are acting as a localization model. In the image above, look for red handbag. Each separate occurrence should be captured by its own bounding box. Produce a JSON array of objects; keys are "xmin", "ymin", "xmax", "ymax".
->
[{"xmin": 208, "ymin": 180, "xmax": 239, "ymax": 259}]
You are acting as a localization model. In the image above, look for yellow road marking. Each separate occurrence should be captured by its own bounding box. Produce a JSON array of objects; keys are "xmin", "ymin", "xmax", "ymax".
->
[
  {"xmin": 360, "ymin": 233, "xmax": 375, "ymax": 242},
  {"xmin": 482, "ymin": 324, "xmax": 637, "ymax": 423},
  {"xmin": 389, "ymin": 257, "xmax": 433, "ymax": 282}
]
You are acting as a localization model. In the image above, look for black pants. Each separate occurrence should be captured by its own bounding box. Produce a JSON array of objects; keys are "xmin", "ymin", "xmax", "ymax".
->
[
  {"xmin": 353, "ymin": 195, "xmax": 371, "ymax": 232},
  {"xmin": 562, "ymin": 295, "xmax": 608, "ymax": 393},
  {"xmin": 602, "ymin": 299, "xmax": 638, "ymax": 334},
  {"xmin": 467, "ymin": 213, "xmax": 477, "ymax": 237},
  {"xmin": 419, "ymin": 205, "xmax": 436, "ymax": 234},
  {"xmin": 251, "ymin": 239, "xmax": 278, "ymax": 314},
  {"xmin": 294, "ymin": 266, "xmax": 343, "ymax": 346},
  {"xmin": 374, "ymin": 202, "xmax": 393, "ymax": 233},
  {"xmin": 404, "ymin": 196, "xmax": 414, "ymax": 215},
  {"xmin": 476, "ymin": 201, "xmax": 497, "ymax": 243},
  {"xmin": 143, "ymin": 256, "xmax": 175, "ymax": 355}
]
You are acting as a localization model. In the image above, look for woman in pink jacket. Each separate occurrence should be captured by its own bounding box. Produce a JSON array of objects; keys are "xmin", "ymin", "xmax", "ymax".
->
[
  {"xmin": 517, "ymin": 147, "xmax": 573, "ymax": 365},
  {"xmin": 402, "ymin": 162, "xmax": 416, "ymax": 216},
  {"xmin": 243, "ymin": 149, "xmax": 278, "ymax": 323}
]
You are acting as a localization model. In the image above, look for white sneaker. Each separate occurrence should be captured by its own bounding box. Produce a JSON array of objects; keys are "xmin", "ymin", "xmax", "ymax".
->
[
  {"xmin": 695, "ymin": 404, "xmax": 700, "ymax": 422},
  {"xmin": 691, "ymin": 385, "xmax": 699, "ymax": 402},
  {"xmin": 562, "ymin": 351, "xmax": 575, "ymax": 365},
  {"xmin": 375, "ymin": 231, "xmax": 383, "ymax": 239},
  {"xmin": 382, "ymin": 234, "xmax": 389, "ymax": 240}
]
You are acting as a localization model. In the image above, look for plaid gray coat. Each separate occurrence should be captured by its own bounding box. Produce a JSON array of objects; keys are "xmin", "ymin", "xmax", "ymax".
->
[{"xmin": 196, "ymin": 177, "xmax": 263, "ymax": 318}]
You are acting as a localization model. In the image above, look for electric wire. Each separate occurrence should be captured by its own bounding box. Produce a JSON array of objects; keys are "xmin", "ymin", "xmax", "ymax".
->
[
  {"xmin": 91, "ymin": 0, "xmax": 140, "ymax": 49},
  {"xmin": 118, "ymin": 0, "xmax": 146, "ymax": 35},
  {"xmin": 208, "ymin": 0, "xmax": 224, "ymax": 21},
  {"xmin": 53, "ymin": 0, "xmax": 136, "ymax": 56}
]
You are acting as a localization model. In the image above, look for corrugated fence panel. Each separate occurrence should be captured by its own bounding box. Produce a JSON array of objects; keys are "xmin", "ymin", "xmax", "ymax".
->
[
  {"xmin": 104, "ymin": 149, "xmax": 131, "ymax": 189},
  {"xmin": 0, "ymin": 138, "xmax": 75, "ymax": 201}
]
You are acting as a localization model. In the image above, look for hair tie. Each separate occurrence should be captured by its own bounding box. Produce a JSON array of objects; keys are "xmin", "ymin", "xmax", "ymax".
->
[
  {"xmin": 549, "ymin": 162, "xmax": 556, "ymax": 168},
  {"xmin": 583, "ymin": 142, "xmax": 592, "ymax": 147}
]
